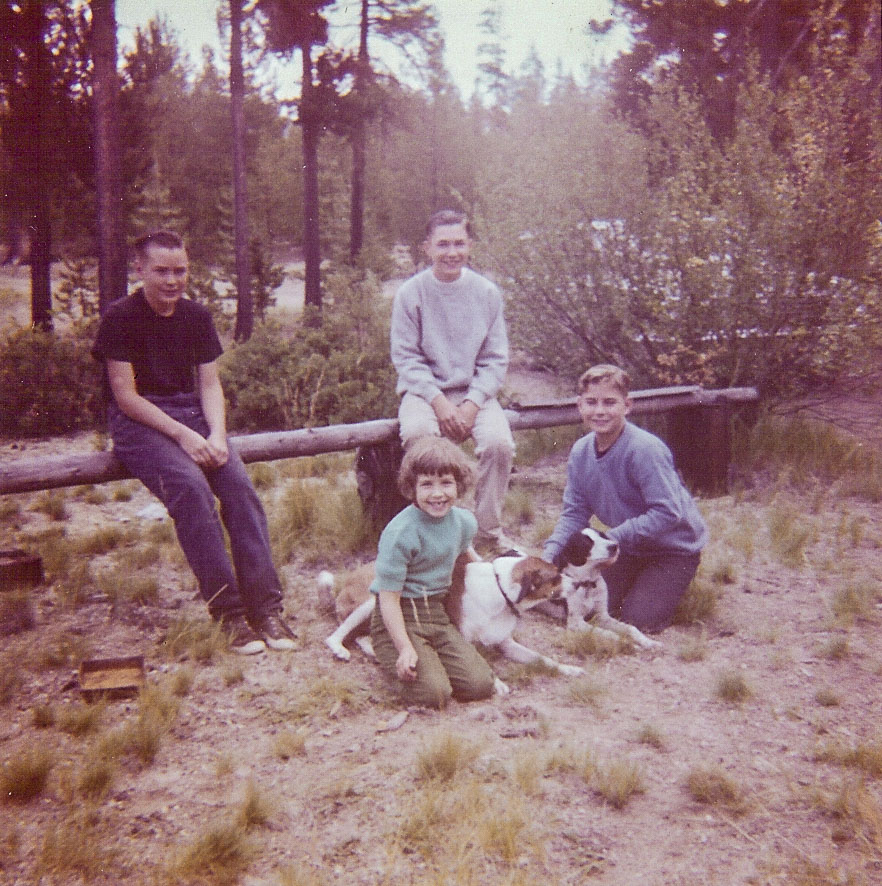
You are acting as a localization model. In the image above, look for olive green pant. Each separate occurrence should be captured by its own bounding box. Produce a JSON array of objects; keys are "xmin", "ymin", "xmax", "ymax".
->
[{"xmin": 370, "ymin": 594, "xmax": 495, "ymax": 709}]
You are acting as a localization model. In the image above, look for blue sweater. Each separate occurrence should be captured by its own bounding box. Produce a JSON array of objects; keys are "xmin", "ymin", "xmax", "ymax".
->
[
  {"xmin": 370, "ymin": 505, "xmax": 477, "ymax": 599},
  {"xmin": 543, "ymin": 422, "xmax": 708, "ymax": 561}
]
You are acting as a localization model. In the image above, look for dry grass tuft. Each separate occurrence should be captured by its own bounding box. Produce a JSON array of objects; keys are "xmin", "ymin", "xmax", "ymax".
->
[
  {"xmin": 590, "ymin": 756, "xmax": 646, "ymax": 809},
  {"xmin": 567, "ymin": 673, "xmax": 607, "ymax": 709},
  {"xmin": 685, "ymin": 764, "xmax": 749, "ymax": 815},
  {"xmin": 767, "ymin": 503, "xmax": 814, "ymax": 568},
  {"xmin": 37, "ymin": 810, "xmax": 117, "ymax": 879},
  {"xmin": 166, "ymin": 819, "xmax": 254, "ymax": 885},
  {"xmin": 814, "ymin": 687, "xmax": 841, "ymax": 708},
  {"xmin": 814, "ymin": 736, "xmax": 882, "ymax": 778},
  {"xmin": 714, "ymin": 669, "xmax": 753, "ymax": 704},
  {"xmin": 76, "ymin": 756, "xmax": 117, "ymax": 800},
  {"xmin": 236, "ymin": 779, "xmax": 275, "ymax": 829},
  {"xmin": 821, "ymin": 635, "xmax": 850, "ymax": 660},
  {"xmin": 416, "ymin": 731, "xmax": 481, "ymax": 783},
  {"xmin": 159, "ymin": 616, "xmax": 227, "ymax": 663},
  {"xmin": 831, "ymin": 582, "xmax": 877, "ymax": 625},
  {"xmin": 673, "ymin": 576, "xmax": 720, "ymax": 625},
  {"xmin": 285, "ymin": 675, "xmax": 371, "ymax": 722},
  {"xmin": 31, "ymin": 490, "xmax": 69, "ymax": 521},
  {"xmin": 74, "ymin": 525, "xmax": 129, "ymax": 556},
  {"xmin": 1, "ymin": 745, "xmax": 53, "ymax": 803},
  {"xmin": 274, "ymin": 729, "xmax": 308, "ymax": 760},
  {"xmin": 810, "ymin": 775, "xmax": 882, "ymax": 856},
  {"xmin": 57, "ymin": 700, "xmax": 106, "ymax": 737},
  {"xmin": 677, "ymin": 634, "xmax": 709, "ymax": 662},
  {"xmin": 560, "ymin": 626, "xmax": 628, "ymax": 659},
  {"xmin": 121, "ymin": 681, "xmax": 181, "ymax": 766},
  {"xmin": 636, "ymin": 722, "xmax": 667, "ymax": 750}
]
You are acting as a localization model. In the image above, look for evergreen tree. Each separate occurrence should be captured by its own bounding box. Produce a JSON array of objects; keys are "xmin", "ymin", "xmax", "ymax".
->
[
  {"xmin": 89, "ymin": 0, "xmax": 127, "ymax": 313},
  {"xmin": 229, "ymin": 0, "xmax": 253, "ymax": 340},
  {"xmin": 0, "ymin": 1, "xmax": 89, "ymax": 327},
  {"xmin": 257, "ymin": 0, "xmax": 333, "ymax": 316}
]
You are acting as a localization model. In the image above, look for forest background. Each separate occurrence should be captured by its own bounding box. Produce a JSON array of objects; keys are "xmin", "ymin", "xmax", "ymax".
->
[{"xmin": 1, "ymin": 0, "xmax": 881, "ymax": 440}]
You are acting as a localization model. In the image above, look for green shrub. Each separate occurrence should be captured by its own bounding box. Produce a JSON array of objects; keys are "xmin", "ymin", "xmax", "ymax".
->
[
  {"xmin": 219, "ymin": 268, "xmax": 398, "ymax": 432},
  {"xmin": 0, "ymin": 325, "xmax": 103, "ymax": 437}
]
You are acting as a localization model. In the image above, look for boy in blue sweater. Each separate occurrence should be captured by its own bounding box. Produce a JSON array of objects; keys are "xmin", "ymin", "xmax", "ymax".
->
[
  {"xmin": 370, "ymin": 436, "xmax": 495, "ymax": 709},
  {"xmin": 543, "ymin": 365, "xmax": 708, "ymax": 633}
]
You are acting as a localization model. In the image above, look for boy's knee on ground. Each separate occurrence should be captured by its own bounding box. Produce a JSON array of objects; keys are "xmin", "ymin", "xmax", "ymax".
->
[{"xmin": 620, "ymin": 592, "xmax": 682, "ymax": 634}]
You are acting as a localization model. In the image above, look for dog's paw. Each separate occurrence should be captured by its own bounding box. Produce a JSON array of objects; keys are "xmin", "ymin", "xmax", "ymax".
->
[
  {"xmin": 324, "ymin": 636, "xmax": 351, "ymax": 661},
  {"xmin": 493, "ymin": 677, "xmax": 511, "ymax": 696},
  {"xmin": 317, "ymin": 570, "xmax": 337, "ymax": 617},
  {"xmin": 354, "ymin": 636, "xmax": 375, "ymax": 659},
  {"xmin": 558, "ymin": 663, "xmax": 585, "ymax": 677}
]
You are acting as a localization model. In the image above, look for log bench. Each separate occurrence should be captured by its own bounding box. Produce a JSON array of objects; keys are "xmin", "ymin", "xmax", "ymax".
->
[{"xmin": 1, "ymin": 386, "xmax": 758, "ymax": 527}]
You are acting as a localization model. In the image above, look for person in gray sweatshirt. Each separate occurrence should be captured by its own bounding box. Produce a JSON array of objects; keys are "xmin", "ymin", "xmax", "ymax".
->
[
  {"xmin": 543, "ymin": 364, "xmax": 708, "ymax": 633},
  {"xmin": 390, "ymin": 209, "xmax": 516, "ymax": 555}
]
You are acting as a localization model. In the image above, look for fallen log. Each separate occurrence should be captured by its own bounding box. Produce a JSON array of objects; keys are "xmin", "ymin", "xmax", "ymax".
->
[{"xmin": 0, "ymin": 386, "xmax": 758, "ymax": 497}]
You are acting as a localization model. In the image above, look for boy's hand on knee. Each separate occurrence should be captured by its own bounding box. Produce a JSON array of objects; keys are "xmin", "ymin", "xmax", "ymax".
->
[
  {"xmin": 432, "ymin": 394, "xmax": 469, "ymax": 443},
  {"xmin": 204, "ymin": 431, "xmax": 229, "ymax": 467},
  {"xmin": 396, "ymin": 645, "xmax": 418, "ymax": 681},
  {"xmin": 456, "ymin": 400, "xmax": 478, "ymax": 436},
  {"xmin": 176, "ymin": 427, "xmax": 229, "ymax": 468},
  {"xmin": 176, "ymin": 426, "xmax": 216, "ymax": 466}
]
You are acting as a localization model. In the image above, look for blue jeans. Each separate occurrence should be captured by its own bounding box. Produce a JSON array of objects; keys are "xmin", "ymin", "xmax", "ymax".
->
[
  {"xmin": 109, "ymin": 394, "xmax": 283, "ymax": 621},
  {"xmin": 604, "ymin": 550, "xmax": 701, "ymax": 633}
]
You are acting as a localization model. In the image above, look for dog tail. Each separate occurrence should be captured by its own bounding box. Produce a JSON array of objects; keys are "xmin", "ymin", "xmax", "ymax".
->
[{"xmin": 317, "ymin": 570, "xmax": 336, "ymax": 618}]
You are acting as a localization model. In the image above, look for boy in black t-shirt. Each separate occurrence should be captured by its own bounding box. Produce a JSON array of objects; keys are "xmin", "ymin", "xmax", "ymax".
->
[{"xmin": 92, "ymin": 231, "xmax": 295, "ymax": 654}]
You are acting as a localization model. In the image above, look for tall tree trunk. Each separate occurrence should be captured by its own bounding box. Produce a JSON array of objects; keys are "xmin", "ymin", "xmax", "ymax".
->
[
  {"xmin": 230, "ymin": 0, "xmax": 254, "ymax": 341},
  {"xmin": 300, "ymin": 42, "xmax": 322, "ymax": 317},
  {"xmin": 90, "ymin": 0, "xmax": 127, "ymax": 314},
  {"xmin": 349, "ymin": 0, "xmax": 369, "ymax": 262},
  {"xmin": 24, "ymin": 0, "xmax": 52, "ymax": 330}
]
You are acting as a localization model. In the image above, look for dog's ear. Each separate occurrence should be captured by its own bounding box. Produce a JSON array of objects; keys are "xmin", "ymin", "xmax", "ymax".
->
[
  {"xmin": 559, "ymin": 531, "xmax": 593, "ymax": 567},
  {"xmin": 516, "ymin": 569, "xmax": 537, "ymax": 602}
]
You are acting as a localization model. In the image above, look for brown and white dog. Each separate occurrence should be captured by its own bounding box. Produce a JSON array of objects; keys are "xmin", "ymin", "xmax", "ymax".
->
[
  {"xmin": 320, "ymin": 553, "xmax": 585, "ymax": 694},
  {"xmin": 554, "ymin": 528, "xmax": 661, "ymax": 650}
]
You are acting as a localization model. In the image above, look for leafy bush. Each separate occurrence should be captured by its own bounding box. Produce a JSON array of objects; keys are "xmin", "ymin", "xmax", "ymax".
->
[
  {"xmin": 479, "ymin": 48, "xmax": 882, "ymax": 402},
  {"xmin": 219, "ymin": 267, "xmax": 398, "ymax": 431},
  {"xmin": 0, "ymin": 325, "xmax": 103, "ymax": 437}
]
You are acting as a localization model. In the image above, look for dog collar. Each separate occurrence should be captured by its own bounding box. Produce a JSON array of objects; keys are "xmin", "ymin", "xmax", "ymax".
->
[{"xmin": 492, "ymin": 562, "xmax": 522, "ymax": 617}]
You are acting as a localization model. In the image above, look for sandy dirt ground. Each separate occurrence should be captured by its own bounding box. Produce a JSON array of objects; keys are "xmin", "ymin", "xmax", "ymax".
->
[
  {"xmin": 1, "ymin": 264, "xmax": 881, "ymax": 884},
  {"xmin": 1, "ymin": 422, "xmax": 881, "ymax": 885}
]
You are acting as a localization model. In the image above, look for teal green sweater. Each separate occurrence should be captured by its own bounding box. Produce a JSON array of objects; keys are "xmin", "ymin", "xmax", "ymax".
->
[{"xmin": 370, "ymin": 504, "xmax": 477, "ymax": 599}]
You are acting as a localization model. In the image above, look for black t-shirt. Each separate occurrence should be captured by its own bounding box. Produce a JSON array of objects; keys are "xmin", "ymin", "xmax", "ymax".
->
[{"xmin": 91, "ymin": 289, "xmax": 223, "ymax": 396}]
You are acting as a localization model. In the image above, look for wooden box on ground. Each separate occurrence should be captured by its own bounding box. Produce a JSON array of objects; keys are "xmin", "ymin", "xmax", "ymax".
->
[
  {"xmin": 79, "ymin": 655, "xmax": 145, "ymax": 700},
  {"xmin": 0, "ymin": 549, "xmax": 44, "ymax": 590}
]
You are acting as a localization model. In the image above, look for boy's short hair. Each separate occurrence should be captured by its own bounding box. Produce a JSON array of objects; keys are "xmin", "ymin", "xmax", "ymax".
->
[
  {"xmin": 578, "ymin": 364, "xmax": 631, "ymax": 398},
  {"xmin": 398, "ymin": 436, "xmax": 476, "ymax": 501},
  {"xmin": 134, "ymin": 230, "xmax": 185, "ymax": 258},
  {"xmin": 425, "ymin": 209, "xmax": 471, "ymax": 238}
]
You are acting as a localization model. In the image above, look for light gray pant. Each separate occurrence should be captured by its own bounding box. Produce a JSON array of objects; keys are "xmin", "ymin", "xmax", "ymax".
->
[{"xmin": 398, "ymin": 390, "xmax": 515, "ymax": 535}]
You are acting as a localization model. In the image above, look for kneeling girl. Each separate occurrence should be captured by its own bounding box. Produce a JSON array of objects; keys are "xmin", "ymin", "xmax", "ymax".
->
[{"xmin": 370, "ymin": 437, "xmax": 495, "ymax": 709}]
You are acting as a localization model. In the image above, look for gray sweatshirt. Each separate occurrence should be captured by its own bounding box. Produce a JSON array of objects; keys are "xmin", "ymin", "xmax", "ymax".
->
[{"xmin": 390, "ymin": 267, "xmax": 508, "ymax": 407}]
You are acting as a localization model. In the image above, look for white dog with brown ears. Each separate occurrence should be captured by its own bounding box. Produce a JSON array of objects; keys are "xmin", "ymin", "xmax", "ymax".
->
[
  {"xmin": 553, "ymin": 528, "xmax": 662, "ymax": 650},
  {"xmin": 321, "ymin": 551, "xmax": 586, "ymax": 691}
]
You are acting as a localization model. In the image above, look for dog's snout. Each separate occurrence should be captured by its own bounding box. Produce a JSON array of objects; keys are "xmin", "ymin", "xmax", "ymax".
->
[{"xmin": 609, "ymin": 542, "xmax": 618, "ymax": 556}]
